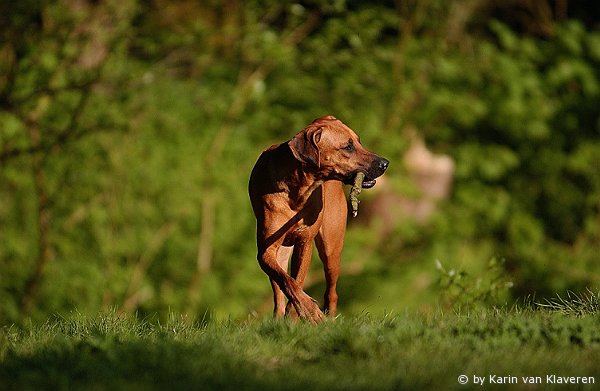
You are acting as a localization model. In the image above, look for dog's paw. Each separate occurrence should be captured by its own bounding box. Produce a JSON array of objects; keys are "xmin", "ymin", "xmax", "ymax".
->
[{"xmin": 294, "ymin": 292, "xmax": 325, "ymax": 324}]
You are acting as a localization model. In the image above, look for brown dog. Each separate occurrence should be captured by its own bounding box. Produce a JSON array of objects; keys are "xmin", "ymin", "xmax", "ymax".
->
[{"xmin": 248, "ymin": 116, "xmax": 389, "ymax": 323}]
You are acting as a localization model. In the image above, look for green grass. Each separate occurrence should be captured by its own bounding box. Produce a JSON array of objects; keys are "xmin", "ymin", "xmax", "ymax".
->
[{"xmin": 1, "ymin": 308, "xmax": 600, "ymax": 390}]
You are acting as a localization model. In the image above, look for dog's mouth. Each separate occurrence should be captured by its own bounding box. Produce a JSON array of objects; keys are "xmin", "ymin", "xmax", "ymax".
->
[
  {"xmin": 343, "ymin": 174, "xmax": 377, "ymax": 189},
  {"xmin": 361, "ymin": 178, "xmax": 377, "ymax": 189}
]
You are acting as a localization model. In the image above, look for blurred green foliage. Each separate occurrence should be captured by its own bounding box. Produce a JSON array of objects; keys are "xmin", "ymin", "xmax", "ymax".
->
[
  {"xmin": 0, "ymin": 0, "xmax": 599, "ymax": 324},
  {"xmin": 435, "ymin": 258, "xmax": 514, "ymax": 310}
]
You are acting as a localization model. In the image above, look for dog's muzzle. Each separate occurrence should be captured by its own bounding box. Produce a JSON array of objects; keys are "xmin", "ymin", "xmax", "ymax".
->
[{"xmin": 344, "ymin": 157, "xmax": 389, "ymax": 189}]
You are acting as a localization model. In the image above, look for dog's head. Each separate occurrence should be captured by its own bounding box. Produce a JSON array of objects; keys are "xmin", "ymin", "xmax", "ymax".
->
[{"xmin": 288, "ymin": 116, "xmax": 389, "ymax": 188}]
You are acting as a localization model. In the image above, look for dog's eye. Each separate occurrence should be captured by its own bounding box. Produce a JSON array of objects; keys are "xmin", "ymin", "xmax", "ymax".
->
[{"xmin": 342, "ymin": 143, "xmax": 355, "ymax": 152}]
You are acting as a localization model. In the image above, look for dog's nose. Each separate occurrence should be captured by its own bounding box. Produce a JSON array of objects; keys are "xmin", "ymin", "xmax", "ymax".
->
[{"xmin": 379, "ymin": 158, "xmax": 389, "ymax": 171}]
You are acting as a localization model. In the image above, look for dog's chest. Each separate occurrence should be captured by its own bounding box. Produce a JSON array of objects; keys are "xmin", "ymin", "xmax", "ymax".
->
[
  {"xmin": 281, "ymin": 211, "xmax": 322, "ymax": 246},
  {"xmin": 282, "ymin": 226, "xmax": 313, "ymax": 246}
]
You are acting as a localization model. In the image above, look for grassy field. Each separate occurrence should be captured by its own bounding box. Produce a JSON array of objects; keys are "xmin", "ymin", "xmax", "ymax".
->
[{"xmin": 1, "ymin": 307, "xmax": 599, "ymax": 390}]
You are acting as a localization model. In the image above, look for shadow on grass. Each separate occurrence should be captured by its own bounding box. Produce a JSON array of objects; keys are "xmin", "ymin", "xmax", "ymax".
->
[{"xmin": 0, "ymin": 336, "xmax": 323, "ymax": 390}]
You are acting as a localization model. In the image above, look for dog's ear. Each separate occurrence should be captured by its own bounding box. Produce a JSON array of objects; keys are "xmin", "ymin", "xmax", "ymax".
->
[{"xmin": 289, "ymin": 126, "xmax": 323, "ymax": 168}]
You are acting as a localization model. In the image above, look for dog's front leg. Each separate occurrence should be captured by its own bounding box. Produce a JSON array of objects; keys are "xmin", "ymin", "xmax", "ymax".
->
[
  {"xmin": 258, "ymin": 242, "xmax": 324, "ymax": 324},
  {"xmin": 289, "ymin": 239, "xmax": 314, "ymax": 287},
  {"xmin": 270, "ymin": 245, "xmax": 293, "ymax": 318},
  {"xmin": 285, "ymin": 240, "xmax": 318, "ymax": 319}
]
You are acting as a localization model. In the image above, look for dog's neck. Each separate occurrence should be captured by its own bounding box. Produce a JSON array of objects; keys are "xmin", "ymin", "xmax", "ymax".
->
[{"xmin": 277, "ymin": 144, "xmax": 323, "ymax": 211}]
